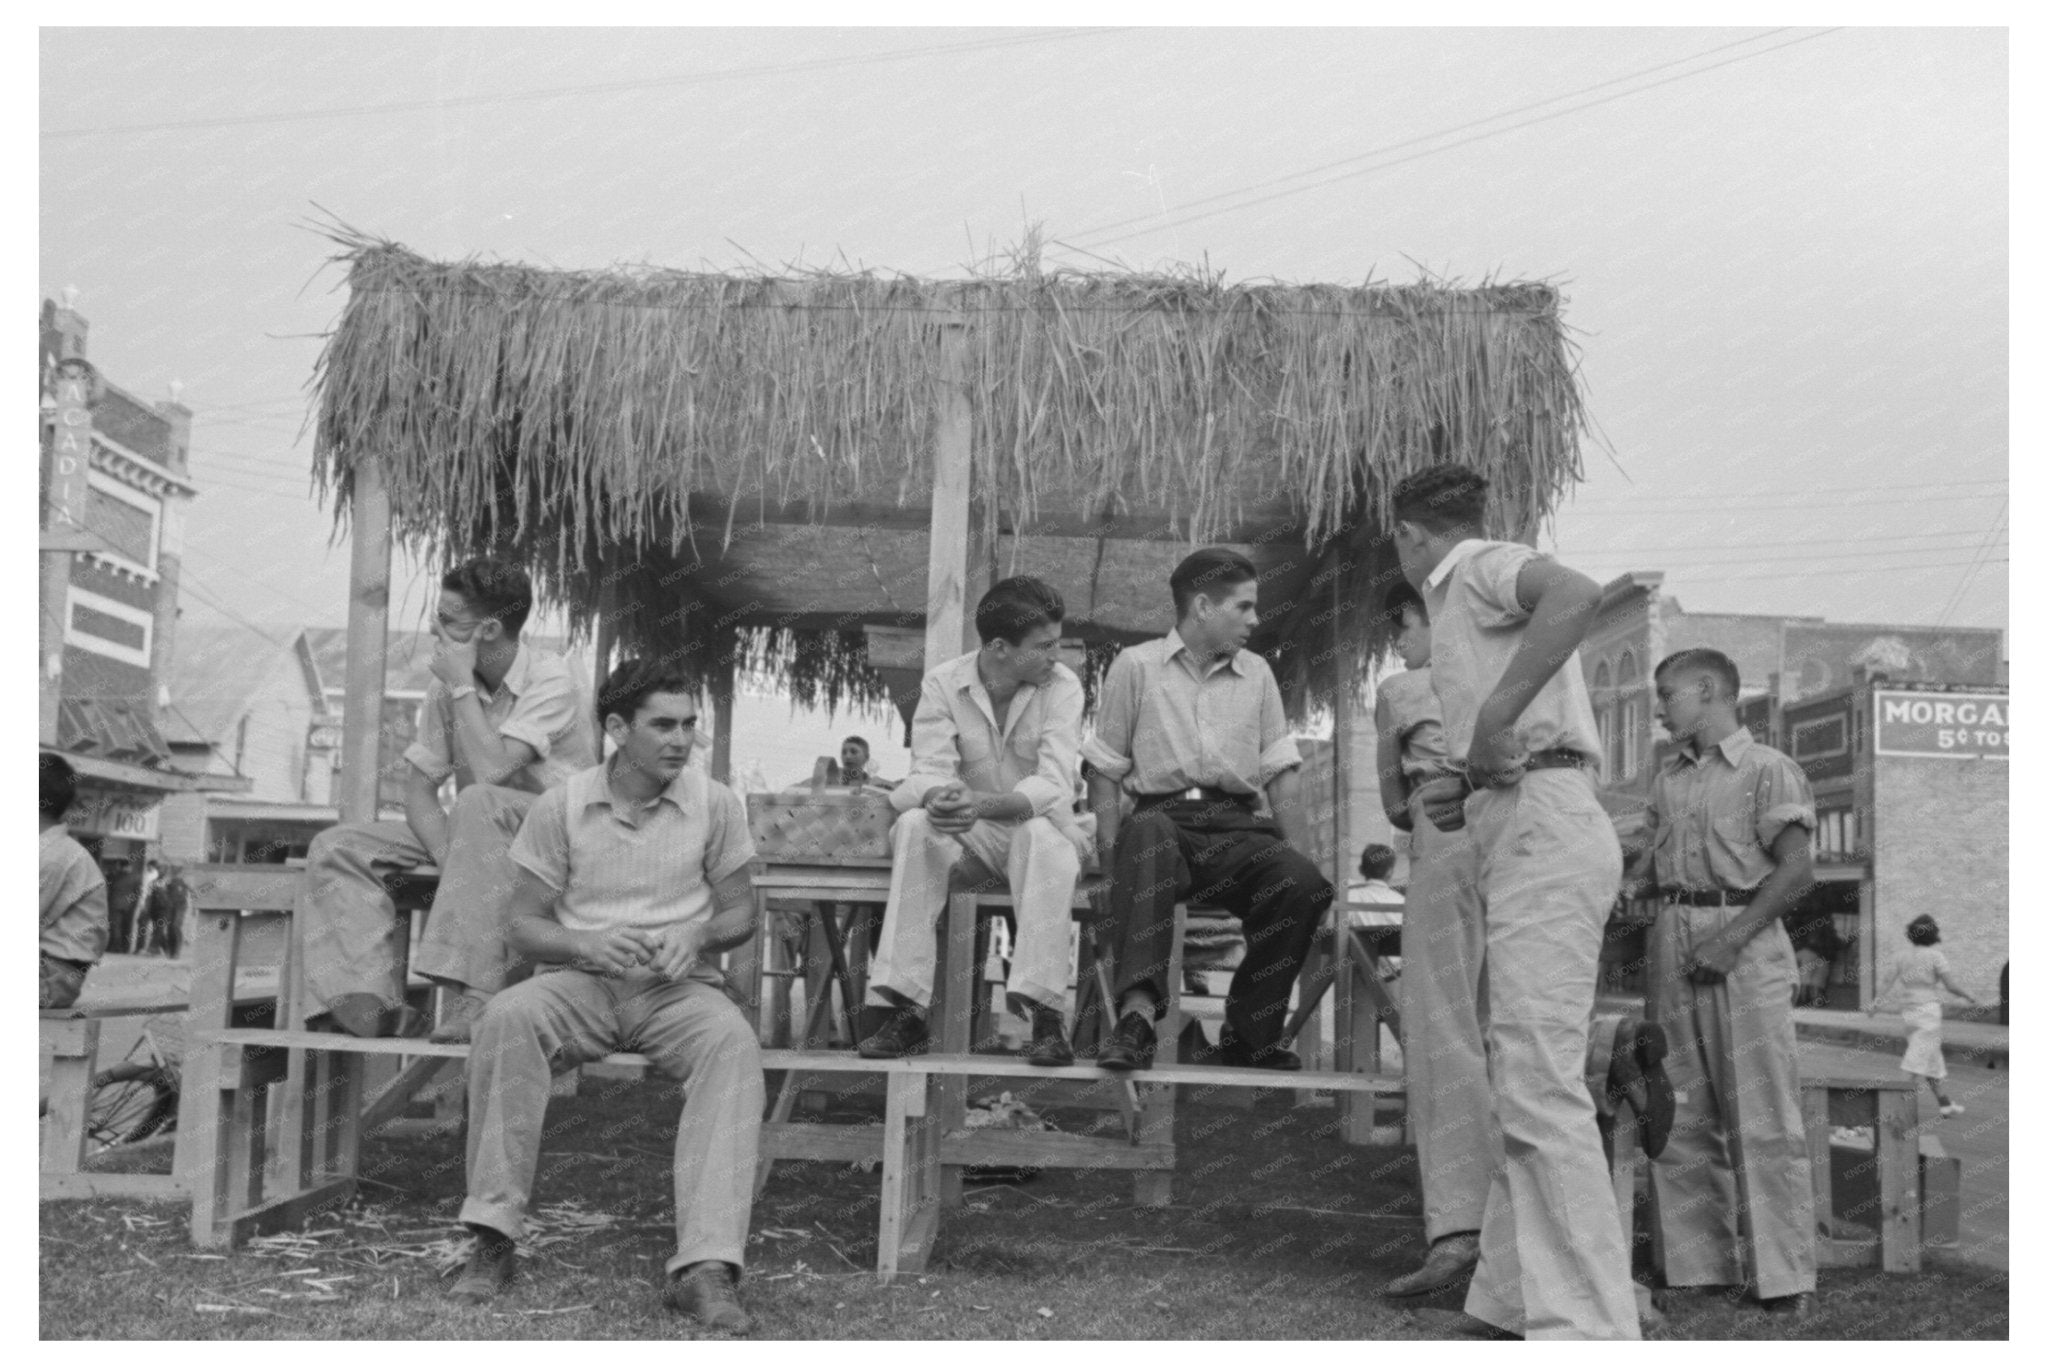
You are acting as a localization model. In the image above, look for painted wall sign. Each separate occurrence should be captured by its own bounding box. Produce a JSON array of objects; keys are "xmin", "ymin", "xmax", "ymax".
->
[
  {"xmin": 70, "ymin": 788, "xmax": 163, "ymax": 841},
  {"xmin": 1873, "ymin": 689, "xmax": 2008, "ymax": 760}
]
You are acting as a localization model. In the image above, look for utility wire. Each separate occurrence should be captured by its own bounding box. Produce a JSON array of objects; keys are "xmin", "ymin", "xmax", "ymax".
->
[
  {"xmin": 44, "ymin": 28, "xmax": 1131, "ymax": 139},
  {"xmin": 1060, "ymin": 28, "xmax": 1843, "ymax": 253},
  {"xmin": 1933, "ymin": 498, "xmax": 2009, "ymax": 628},
  {"xmin": 1066, "ymin": 27, "xmax": 1792, "ymax": 243}
]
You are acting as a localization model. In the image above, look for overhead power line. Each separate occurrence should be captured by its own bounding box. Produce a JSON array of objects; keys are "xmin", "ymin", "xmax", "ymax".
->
[
  {"xmin": 43, "ymin": 28, "xmax": 1131, "ymax": 139},
  {"xmin": 1057, "ymin": 27, "xmax": 1842, "ymax": 254}
]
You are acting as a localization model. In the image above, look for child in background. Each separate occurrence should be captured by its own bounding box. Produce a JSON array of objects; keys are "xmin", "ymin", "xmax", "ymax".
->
[{"xmin": 1869, "ymin": 914, "xmax": 1993, "ymax": 1118}]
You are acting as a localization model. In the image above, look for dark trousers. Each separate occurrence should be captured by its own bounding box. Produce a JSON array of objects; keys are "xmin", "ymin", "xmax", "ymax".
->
[{"xmin": 1105, "ymin": 799, "xmax": 1332, "ymax": 1050}]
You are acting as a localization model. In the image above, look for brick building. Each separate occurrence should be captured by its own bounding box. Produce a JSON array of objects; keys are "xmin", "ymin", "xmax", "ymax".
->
[{"xmin": 38, "ymin": 296, "xmax": 244, "ymax": 880}]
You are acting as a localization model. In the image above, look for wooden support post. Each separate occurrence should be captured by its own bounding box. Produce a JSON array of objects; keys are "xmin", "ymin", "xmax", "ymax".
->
[
  {"xmin": 877, "ymin": 1069, "xmax": 942, "ymax": 1282},
  {"xmin": 710, "ymin": 633, "xmax": 736, "ymax": 785},
  {"xmin": 1876, "ymin": 1088, "xmax": 1922, "ymax": 1272},
  {"xmin": 935, "ymin": 893, "xmax": 978, "ymax": 1209},
  {"xmin": 1803, "ymin": 1084, "xmax": 1834, "ymax": 1239},
  {"xmin": 924, "ymin": 305, "xmax": 984, "ymax": 662},
  {"xmin": 340, "ymin": 456, "xmax": 392, "ymax": 826}
]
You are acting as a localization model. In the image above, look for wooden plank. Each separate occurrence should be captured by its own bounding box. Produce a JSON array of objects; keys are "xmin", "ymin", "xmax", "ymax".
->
[
  {"xmin": 935, "ymin": 893, "xmax": 977, "ymax": 1208},
  {"xmin": 763, "ymin": 1123, "xmax": 885, "ymax": 1164},
  {"xmin": 177, "ymin": 1034, "xmax": 235, "ymax": 1247},
  {"xmin": 186, "ymin": 864, "xmax": 303, "ymax": 913},
  {"xmin": 40, "ymin": 1016, "xmax": 99, "ymax": 1176},
  {"xmin": 339, "ymin": 455, "xmax": 391, "ymax": 826},
  {"xmin": 877, "ymin": 1070, "xmax": 936, "ymax": 1283},
  {"xmin": 943, "ymin": 1131, "xmax": 1176, "ymax": 1170},
  {"xmin": 360, "ymin": 1055, "xmax": 459, "ymax": 1134},
  {"xmin": 225, "ymin": 1045, "xmax": 268, "ymax": 1216},
  {"xmin": 220, "ymin": 1178, "xmax": 360, "ymax": 1250},
  {"xmin": 1802, "ymin": 1083, "xmax": 1834, "ymax": 1238},
  {"xmin": 1876, "ymin": 1088, "xmax": 1922, "ymax": 1273},
  {"xmin": 41, "ymin": 1172, "xmax": 186, "ymax": 1202}
]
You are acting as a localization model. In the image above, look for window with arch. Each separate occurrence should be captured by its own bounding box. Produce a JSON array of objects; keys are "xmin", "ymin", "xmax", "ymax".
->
[{"xmin": 1617, "ymin": 651, "xmax": 1642, "ymax": 779}]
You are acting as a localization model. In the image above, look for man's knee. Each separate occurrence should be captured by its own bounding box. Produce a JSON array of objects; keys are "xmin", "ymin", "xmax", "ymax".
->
[
  {"xmin": 893, "ymin": 807, "xmax": 942, "ymax": 847},
  {"xmin": 1019, "ymin": 816, "xmax": 1081, "ymax": 868},
  {"xmin": 450, "ymin": 783, "xmax": 528, "ymax": 834}
]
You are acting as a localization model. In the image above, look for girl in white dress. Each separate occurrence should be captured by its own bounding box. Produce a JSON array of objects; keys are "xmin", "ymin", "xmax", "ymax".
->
[{"xmin": 1869, "ymin": 914, "xmax": 1993, "ymax": 1118}]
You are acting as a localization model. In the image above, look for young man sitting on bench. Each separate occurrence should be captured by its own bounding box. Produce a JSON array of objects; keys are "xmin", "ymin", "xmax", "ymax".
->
[{"xmin": 453, "ymin": 659, "xmax": 764, "ymax": 1333}]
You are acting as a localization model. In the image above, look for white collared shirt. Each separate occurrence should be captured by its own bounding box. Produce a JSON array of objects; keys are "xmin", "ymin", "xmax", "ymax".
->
[{"xmin": 892, "ymin": 651, "xmax": 1085, "ymax": 819}]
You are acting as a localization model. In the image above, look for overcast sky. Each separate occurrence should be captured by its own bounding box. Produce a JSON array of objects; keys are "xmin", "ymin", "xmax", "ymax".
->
[{"xmin": 38, "ymin": 25, "xmax": 2009, "ymax": 650}]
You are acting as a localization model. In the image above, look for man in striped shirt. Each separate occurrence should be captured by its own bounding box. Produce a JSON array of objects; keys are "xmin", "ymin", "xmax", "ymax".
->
[{"xmin": 451, "ymin": 660, "xmax": 762, "ymax": 1334}]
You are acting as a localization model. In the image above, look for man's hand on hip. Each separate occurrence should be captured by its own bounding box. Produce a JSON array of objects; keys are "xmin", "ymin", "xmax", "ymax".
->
[{"xmin": 1416, "ymin": 775, "xmax": 1474, "ymax": 832}]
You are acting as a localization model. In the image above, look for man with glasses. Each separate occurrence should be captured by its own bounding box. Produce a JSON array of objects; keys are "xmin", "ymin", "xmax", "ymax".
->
[{"xmin": 299, "ymin": 557, "xmax": 598, "ymax": 1039}]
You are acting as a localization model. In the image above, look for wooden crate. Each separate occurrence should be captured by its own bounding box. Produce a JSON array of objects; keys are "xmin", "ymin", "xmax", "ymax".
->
[{"xmin": 748, "ymin": 790, "xmax": 896, "ymax": 866}]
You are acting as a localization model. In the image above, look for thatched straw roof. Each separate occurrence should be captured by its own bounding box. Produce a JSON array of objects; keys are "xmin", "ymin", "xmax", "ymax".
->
[{"xmin": 310, "ymin": 230, "xmax": 1591, "ymax": 715}]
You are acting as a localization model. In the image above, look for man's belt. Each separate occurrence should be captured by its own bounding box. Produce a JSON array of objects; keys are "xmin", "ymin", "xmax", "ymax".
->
[
  {"xmin": 1522, "ymin": 747, "xmax": 1595, "ymax": 772},
  {"xmin": 1662, "ymin": 887, "xmax": 1757, "ymax": 907},
  {"xmin": 1134, "ymin": 785, "xmax": 1252, "ymax": 808}
]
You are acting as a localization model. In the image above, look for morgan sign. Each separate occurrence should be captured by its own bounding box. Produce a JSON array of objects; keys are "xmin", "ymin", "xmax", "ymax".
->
[{"xmin": 1874, "ymin": 689, "xmax": 2008, "ymax": 760}]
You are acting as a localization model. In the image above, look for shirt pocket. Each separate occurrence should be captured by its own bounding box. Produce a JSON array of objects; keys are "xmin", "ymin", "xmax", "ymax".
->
[
  {"xmin": 1706, "ymin": 812, "xmax": 1763, "ymax": 880},
  {"xmin": 955, "ymin": 725, "xmax": 999, "ymax": 789}
]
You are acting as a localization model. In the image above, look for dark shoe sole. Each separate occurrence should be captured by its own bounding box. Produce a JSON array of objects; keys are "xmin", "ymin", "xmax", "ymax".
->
[
  {"xmin": 1094, "ymin": 1049, "xmax": 1152, "ymax": 1072},
  {"xmin": 1024, "ymin": 1048, "xmax": 1075, "ymax": 1068},
  {"xmin": 1629, "ymin": 1021, "xmax": 1675, "ymax": 1160}
]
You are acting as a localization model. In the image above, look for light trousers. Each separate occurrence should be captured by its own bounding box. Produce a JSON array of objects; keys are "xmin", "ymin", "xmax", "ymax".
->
[
  {"xmin": 867, "ymin": 808, "xmax": 1086, "ymax": 1016},
  {"xmin": 299, "ymin": 784, "xmax": 533, "ymax": 1021},
  {"xmin": 1400, "ymin": 793, "xmax": 1500, "ymax": 1242},
  {"xmin": 1647, "ymin": 906, "xmax": 1816, "ymax": 1299},
  {"xmin": 461, "ymin": 969, "xmax": 764, "ymax": 1273},
  {"xmin": 1460, "ymin": 769, "xmax": 1640, "ymax": 1341}
]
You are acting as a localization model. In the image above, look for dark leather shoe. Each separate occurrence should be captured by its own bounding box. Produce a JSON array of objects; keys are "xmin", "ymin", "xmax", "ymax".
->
[
  {"xmin": 1212, "ymin": 1030, "xmax": 1304, "ymax": 1072},
  {"xmin": 1381, "ymin": 1231, "xmax": 1480, "ymax": 1298},
  {"xmin": 449, "ymin": 1228, "xmax": 517, "ymax": 1303},
  {"xmin": 1022, "ymin": 1005, "xmax": 1073, "ymax": 1067},
  {"xmin": 665, "ymin": 1260, "xmax": 751, "ymax": 1334},
  {"xmin": 1608, "ymin": 1017, "xmax": 1675, "ymax": 1159},
  {"xmin": 1761, "ymin": 1292, "xmax": 1815, "ymax": 1319},
  {"xmin": 857, "ymin": 1006, "xmax": 929, "ymax": 1059},
  {"xmin": 1095, "ymin": 1011, "xmax": 1155, "ymax": 1071}
]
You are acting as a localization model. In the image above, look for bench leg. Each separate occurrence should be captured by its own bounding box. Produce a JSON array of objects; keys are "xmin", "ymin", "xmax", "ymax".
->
[
  {"xmin": 1802, "ymin": 1084, "xmax": 1834, "ymax": 1239},
  {"xmin": 1877, "ymin": 1089, "xmax": 1922, "ymax": 1272},
  {"xmin": 1131, "ymin": 906, "xmax": 1189, "ymax": 1207},
  {"xmin": 877, "ymin": 1070, "xmax": 941, "ymax": 1283},
  {"xmin": 933, "ymin": 893, "xmax": 979, "ymax": 1209},
  {"xmin": 41, "ymin": 1017, "xmax": 100, "ymax": 1178}
]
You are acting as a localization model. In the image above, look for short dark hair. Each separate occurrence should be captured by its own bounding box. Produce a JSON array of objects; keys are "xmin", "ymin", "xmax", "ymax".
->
[
  {"xmin": 442, "ymin": 556, "xmax": 534, "ymax": 639},
  {"xmin": 1357, "ymin": 844, "xmax": 1397, "ymax": 881},
  {"xmin": 1169, "ymin": 548, "xmax": 1258, "ymax": 619},
  {"xmin": 597, "ymin": 658, "xmax": 694, "ymax": 730},
  {"xmin": 842, "ymin": 735, "xmax": 870, "ymax": 754},
  {"xmin": 1381, "ymin": 580, "xmax": 1427, "ymax": 629},
  {"xmin": 1655, "ymin": 647, "xmax": 1741, "ymax": 700},
  {"xmin": 1391, "ymin": 465, "xmax": 1488, "ymax": 535},
  {"xmin": 1906, "ymin": 914, "xmax": 1941, "ymax": 947},
  {"xmin": 40, "ymin": 753, "xmax": 77, "ymax": 820},
  {"xmin": 975, "ymin": 576, "xmax": 1065, "ymax": 647}
]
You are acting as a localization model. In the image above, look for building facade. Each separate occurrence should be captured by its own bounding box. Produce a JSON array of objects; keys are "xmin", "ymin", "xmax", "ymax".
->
[{"xmin": 38, "ymin": 296, "xmax": 244, "ymax": 881}]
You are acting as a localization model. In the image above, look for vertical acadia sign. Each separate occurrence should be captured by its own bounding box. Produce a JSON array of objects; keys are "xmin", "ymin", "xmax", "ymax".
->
[{"xmin": 1873, "ymin": 689, "xmax": 2008, "ymax": 760}]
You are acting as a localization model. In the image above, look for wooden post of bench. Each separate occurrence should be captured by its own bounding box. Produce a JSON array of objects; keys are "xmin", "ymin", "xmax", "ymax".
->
[
  {"xmin": 40, "ymin": 1014, "xmax": 100, "ymax": 1178},
  {"xmin": 877, "ymin": 1068, "xmax": 943, "ymax": 1282}
]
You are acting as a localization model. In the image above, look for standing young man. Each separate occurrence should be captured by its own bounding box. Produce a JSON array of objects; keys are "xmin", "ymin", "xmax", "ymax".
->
[
  {"xmin": 454, "ymin": 660, "xmax": 764, "ymax": 1333},
  {"xmin": 1634, "ymin": 648, "xmax": 1819, "ymax": 1315},
  {"xmin": 860, "ymin": 577, "xmax": 1091, "ymax": 1065},
  {"xmin": 1085, "ymin": 547, "xmax": 1333, "ymax": 1072},
  {"xmin": 299, "ymin": 557, "xmax": 597, "ymax": 1039},
  {"xmin": 1391, "ymin": 464, "xmax": 1638, "ymax": 1340}
]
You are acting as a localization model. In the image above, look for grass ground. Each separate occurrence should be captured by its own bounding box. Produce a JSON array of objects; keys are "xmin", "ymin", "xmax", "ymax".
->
[{"xmin": 40, "ymin": 1078, "xmax": 2009, "ymax": 1340}]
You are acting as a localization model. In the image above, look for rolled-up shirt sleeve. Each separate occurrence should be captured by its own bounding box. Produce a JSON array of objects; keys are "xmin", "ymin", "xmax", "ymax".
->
[
  {"xmin": 703, "ymin": 784, "xmax": 760, "ymax": 885},
  {"xmin": 498, "ymin": 667, "xmax": 577, "ymax": 760},
  {"xmin": 1256, "ymin": 666, "xmax": 1303, "ymax": 786},
  {"xmin": 403, "ymin": 688, "xmax": 454, "ymax": 783},
  {"xmin": 892, "ymin": 674, "xmax": 964, "ymax": 814},
  {"xmin": 1463, "ymin": 544, "xmax": 1540, "ymax": 628},
  {"xmin": 1015, "ymin": 669, "xmax": 1085, "ymax": 816},
  {"xmin": 1079, "ymin": 651, "xmax": 1137, "ymax": 782},
  {"xmin": 507, "ymin": 788, "xmax": 572, "ymax": 892},
  {"xmin": 1753, "ymin": 750, "xmax": 1817, "ymax": 849}
]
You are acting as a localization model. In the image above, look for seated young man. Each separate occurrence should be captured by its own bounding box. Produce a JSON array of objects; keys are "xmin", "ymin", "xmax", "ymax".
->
[
  {"xmin": 860, "ymin": 577, "xmax": 1092, "ymax": 1066},
  {"xmin": 39, "ymin": 755, "xmax": 108, "ymax": 1010},
  {"xmin": 297, "ymin": 557, "xmax": 597, "ymax": 1039},
  {"xmin": 453, "ymin": 660, "xmax": 763, "ymax": 1334}
]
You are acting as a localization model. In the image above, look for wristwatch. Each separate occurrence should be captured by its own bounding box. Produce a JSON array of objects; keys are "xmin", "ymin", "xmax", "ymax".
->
[{"xmin": 449, "ymin": 683, "xmax": 476, "ymax": 701}]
